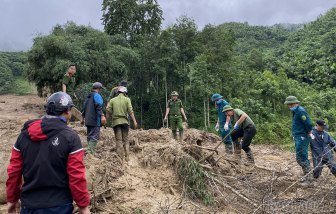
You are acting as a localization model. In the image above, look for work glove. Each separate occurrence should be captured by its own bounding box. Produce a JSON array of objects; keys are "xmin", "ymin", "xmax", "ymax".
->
[
  {"xmin": 309, "ymin": 133, "xmax": 315, "ymax": 140},
  {"xmin": 164, "ymin": 117, "xmax": 167, "ymax": 122},
  {"xmin": 80, "ymin": 118, "xmax": 85, "ymax": 126},
  {"xmin": 224, "ymin": 122, "xmax": 229, "ymax": 131},
  {"xmin": 215, "ymin": 122, "xmax": 219, "ymax": 131},
  {"xmin": 184, "ymin": 117, "xmax": 188, "ymax": 122},
  {"xmin": 234, "ymin": 122, "xmax": 239, "ymax": 130}
]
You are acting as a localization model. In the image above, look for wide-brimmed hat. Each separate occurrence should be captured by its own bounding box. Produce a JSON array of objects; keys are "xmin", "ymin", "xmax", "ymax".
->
[{"xmin": 284, "ymin": 96, "xmax": 299, "ymax": 104}]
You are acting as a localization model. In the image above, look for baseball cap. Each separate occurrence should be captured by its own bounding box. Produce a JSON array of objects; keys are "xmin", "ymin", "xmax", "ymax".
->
[{"xmin": 317, "ymin": 119, "xmax": 328, "ymax": 129}]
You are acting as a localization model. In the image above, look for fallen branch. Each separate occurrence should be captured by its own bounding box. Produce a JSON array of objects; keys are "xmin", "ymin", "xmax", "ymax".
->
[{"xmin": 205, "ymin": 172, "xmax": 259, "ymax": 208}]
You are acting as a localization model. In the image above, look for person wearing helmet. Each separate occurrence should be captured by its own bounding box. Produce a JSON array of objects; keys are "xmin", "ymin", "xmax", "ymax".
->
[
  {"xmin": 6, "ymin": 92, "xmax": 90, "ymax": 214},
  {"xmin": 106, "ymin": 80, "xmax": 129, "ymax": 109},
  {"xmin": 164, "ymin": 91, "xmax": 188, "ymax": 142},
  {"xmin": 81, "ymin": 82, "xmax": 106, "ymax": 155},
  {"xmin": 212, "ymin": 93, "xmax": 233, "ymax": 154},
  {"xmin": 106, "ymin": 86, "xmax": 137, "ymax": 162},
  {"xmin": 62, "ymin": 64, "xmax": 77, "ymax": 100},
  {"xmin": 222, "ymin": 105, "xmax": 256, "ymax": 163},
  {"xmin": 284, "ymin": 96, "xmax": 313, "ymax": 185}
]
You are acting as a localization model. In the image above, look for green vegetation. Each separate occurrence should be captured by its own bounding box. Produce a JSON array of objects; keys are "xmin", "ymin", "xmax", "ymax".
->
[
  {"xmin": 0, "ymin": 51, "xmax": 33, "ymax": 95},
  {"xmin": 2, "ymin": 1, "xmax": 336, "ymax": 152},
  {"xmin": 180, "ymin": 157, "xmax": 216, "ymax": 206}
]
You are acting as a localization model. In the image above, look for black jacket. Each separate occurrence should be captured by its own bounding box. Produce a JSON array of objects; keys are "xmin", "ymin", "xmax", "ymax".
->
[
  {"xmin": 7, "ymin": 116, "xmax": 89, "ymax": 209},
  {"xmin": 82, "ymin": 91, "xmax": 103, "ymax": 126}
]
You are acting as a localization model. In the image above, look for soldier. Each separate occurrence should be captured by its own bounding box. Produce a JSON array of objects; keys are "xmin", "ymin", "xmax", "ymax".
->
[
  {"xmin": 212, "ymin": 93, "xmax": 233, "ymax": 154},
  {"xmin": 284, "ymin": 96, "xmax": 313, "ymax": 185},
  {"xmin": 310, "ymin": 119, "xmax": 336, "ymax": 179},
  {"xmin": 62, "ymin": 64, "xmax": 77, "ymax": 100},
  {"xmin": 81, "ymin": 82, "xmax": 107, "ymax": 155},
  {"xmin": 106, "ymin": 80, "xmax": 129, "ymax": 109},
  {"xmin": 164, "ymin": 91, "xmax": 188, "ymax": 142},
  {"xmin": 222, "ymin": 105, "xmax": 256, "ymax": 163},
  {"xmin": 106, "ymin": 87, "xmax": 137, "ymax": 162}
]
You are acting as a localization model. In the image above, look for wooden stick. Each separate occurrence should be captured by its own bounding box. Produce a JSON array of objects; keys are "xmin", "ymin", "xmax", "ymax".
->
[
  {"xmin": 200, "ymin": 164, "xmax": 212, "ymax": 170},
  {"xmin": 199, "ymin": 129, "xmax": 235, "ymax": 163},
  {"xmin": 207, "ymin": 173, "xmax": 259, "ymax": 208}
]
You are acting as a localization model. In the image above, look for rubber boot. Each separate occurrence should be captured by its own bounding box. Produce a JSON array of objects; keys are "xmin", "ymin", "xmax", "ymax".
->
[
  {"xmin": 301, "ymin": 167, "xmax": 314, "ymax": 187},
  {"xmin": 87, "ymin": 141, "xmax": 97, "ymax": 155},
  {"xmin": 172, "ymin": 130, "xmax": 177, "ymax": 140},
  {"xmin": 179, "ymin": 131, "xmax": 183, "ymax": 142},
  {"xmin": 246, "ymin": 149, "xmax": 255, "ymax": 164},
  {"xmin": 233, "ymin": 139, "xmax": 241, "ymax": 160},
  {"xmin": 225, "ymin": 144, "xmax": 233, "ymax": 154}
]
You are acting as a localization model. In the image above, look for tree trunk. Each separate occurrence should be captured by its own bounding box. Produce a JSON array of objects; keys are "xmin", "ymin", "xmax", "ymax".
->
[
  {"xmin": 183, "ymin": 55, "xmax": 186, "ymax": 104},
  {"xmin": 190, "ymin": 69, "xmax": 192, "ymax": 108},
  {"xmin": 204, "ymin": 101, "xmax": 207, "ymax": 129},
  {"xmin": 141, "ymin": 94, "xmax": 143, "ymax": 128},
  {"xmin": 207, "ymin": 96, "xmax": 210, "ymax": 128},
  {"xmin": 273, "ymin": 99, "xmax": 276, "ymax": 114},
  {"xmin": 165, "ymin": 70, "xmax": 168, "ymax": 128}
]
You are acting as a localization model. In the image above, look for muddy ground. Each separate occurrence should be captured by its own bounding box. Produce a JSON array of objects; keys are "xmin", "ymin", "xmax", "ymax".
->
[{"xmin": 1, "ymin": 94, "xmax": 336, "ymax": 214}]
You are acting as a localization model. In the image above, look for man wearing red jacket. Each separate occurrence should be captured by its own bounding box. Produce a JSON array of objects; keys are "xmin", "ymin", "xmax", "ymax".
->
[{"xmin": 6, "ymin": 92, "xmax": 90, "ymax": 214}]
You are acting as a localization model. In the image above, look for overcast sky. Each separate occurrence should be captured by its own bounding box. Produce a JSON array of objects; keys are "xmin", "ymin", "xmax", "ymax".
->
[{"xmin": 0, "ymin": 0, "xmax": 335, "ymax": 52}]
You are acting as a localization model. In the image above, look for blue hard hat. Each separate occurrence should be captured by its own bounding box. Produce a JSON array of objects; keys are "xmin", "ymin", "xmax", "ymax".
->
[{"xmin": 212, "ymin": 93, "xmax": 223, "ymax": 102}]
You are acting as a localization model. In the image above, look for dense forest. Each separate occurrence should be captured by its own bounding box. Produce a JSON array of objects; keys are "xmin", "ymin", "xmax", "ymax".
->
[{"xmin": 3, "ymin": 1, "xmax": 336, "ymax": 150}]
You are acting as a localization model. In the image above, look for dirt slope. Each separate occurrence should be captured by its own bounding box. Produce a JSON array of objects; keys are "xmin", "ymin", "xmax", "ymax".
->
[{"xmin": 1, "ymin": 94, "xmax": 336, "ymax": 213}]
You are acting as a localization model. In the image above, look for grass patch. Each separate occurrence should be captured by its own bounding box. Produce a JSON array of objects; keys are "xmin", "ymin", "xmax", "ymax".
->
[
  {"xmin": 280, "ymin": 143, "xmax": 296, "ymax": 153},
  {"xmin": 11, "ymin": 78, "xmax": 36, "ymax": 95},
  {"xmin": 180, "ymin": 157, "xmax": 216, "ymax": 206}
]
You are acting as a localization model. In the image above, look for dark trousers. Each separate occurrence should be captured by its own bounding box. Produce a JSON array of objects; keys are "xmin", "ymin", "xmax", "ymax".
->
[
  {"xmin": 231, "ymin": 126, "xmax": 257, "ymax": 152},
  {"xmin": 313, "ymin": 156, "xmax": 336, "ymax": 179},
  {"xmin": 21, "ymin": 204, "xmax": 74, "ymax": 214},
  {"xmin": 113, "ymin": 124, "xmax": 129, "ymax": 154},
  {"xmin": 87, "ymin": 125, "xmax": 100, "ymax": 142}
]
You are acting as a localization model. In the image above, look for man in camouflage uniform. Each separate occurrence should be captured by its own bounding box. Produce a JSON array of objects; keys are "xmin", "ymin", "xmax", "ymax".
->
[
  {"xmin": 106, "ymin": 87, "xmax": 137, "ymax": 162},
  {"xmin": 106, "ymin": 80, "xmax": 129, "ymax": 108},
  {"xmin": 62, "ymin": 64, "xmax": 77, "ymax": 100},
  {"xmin": 164, "ymin": 91, "xmax": 188, "ymax": 142}
]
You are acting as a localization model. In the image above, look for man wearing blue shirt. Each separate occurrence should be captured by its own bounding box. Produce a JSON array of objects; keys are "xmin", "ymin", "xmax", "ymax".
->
[
  {"xmin": 81, "ymin": 82, "xmax": 107, "ymax": 155},
  {"xmin": 212, "ymin": 93, "xmax": 232, "ymax": 154},
  {"xmin": 285, "ymin": 96, "xmax": 313, "ymax": 185}
]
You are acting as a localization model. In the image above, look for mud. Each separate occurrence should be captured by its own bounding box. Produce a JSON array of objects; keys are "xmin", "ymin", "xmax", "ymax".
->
[{"xmin": 1, "ymin": 94, "xmax": 336, "ymax": 213}]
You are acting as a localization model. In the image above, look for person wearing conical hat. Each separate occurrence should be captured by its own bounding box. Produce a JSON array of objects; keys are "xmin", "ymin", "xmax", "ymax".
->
[
  {"xmin": 164, "ymin": 91, "xmax": 187, "ymax": 142},
  {"xmin": 284, "ymin": 95, "xmax": 313, "ymax": 185},
  {"xmin": 212, "ymin": 93, "xmax": 233, "ymax": 154},
  {"xmin": 222, "ymin": 105, "xmax": 256, "ymax": 163}
]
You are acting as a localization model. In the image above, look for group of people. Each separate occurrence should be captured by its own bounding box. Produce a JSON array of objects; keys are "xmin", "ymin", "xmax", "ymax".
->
[
  {"xmin": 211, "ymin": 93, "xmax": 336, "ymax": 186},
  {"xmin": 5, "ymin": 64, "xmax": 336, "ymax": 213}
]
